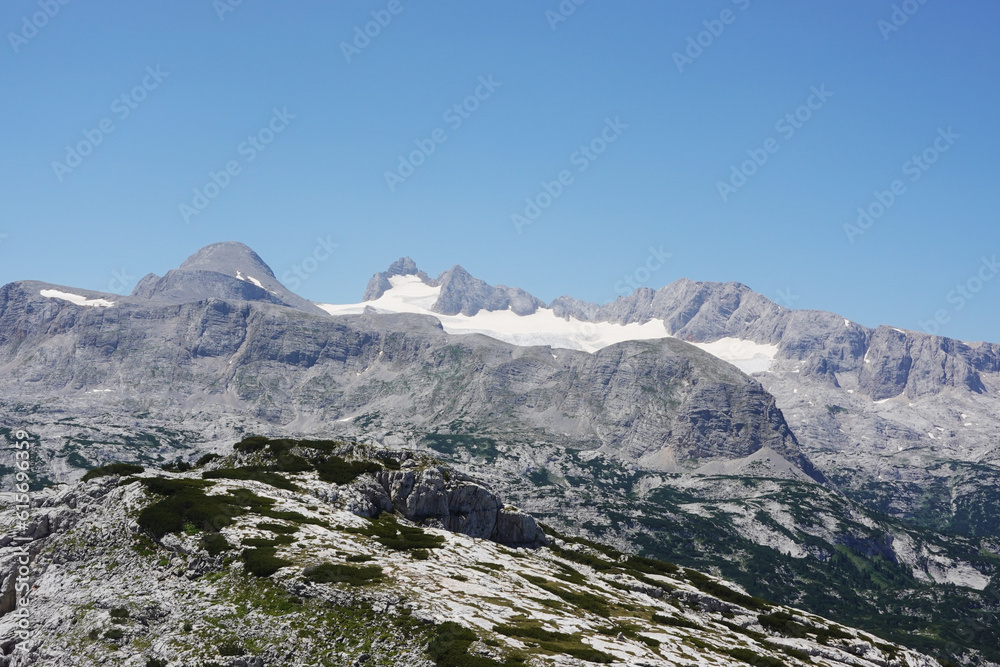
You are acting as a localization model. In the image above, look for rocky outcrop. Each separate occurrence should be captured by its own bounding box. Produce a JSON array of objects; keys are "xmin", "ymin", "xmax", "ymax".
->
[
  {"xmin": 431, "ymin": 265, "xmax": 545, "ymax": 317},
  {"xmin": 360, "ymin": 466, "xmax": 547, "ymax": 548}
]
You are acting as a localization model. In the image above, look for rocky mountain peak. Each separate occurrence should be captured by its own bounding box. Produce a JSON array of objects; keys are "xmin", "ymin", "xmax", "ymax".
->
[
  {"xmin": 177, "ymin": 241, "xmax": 276, "ymax": 278},
  {"xmin": 362, "ymin": 257, "xmax": 434, "ymax": 301},
  {"xmin": 130, "ymin": 241, "xmax": 325, "ymax": 314},
  {"xmin": 433, "ymin": 264, "xmax": 545, "ymax": 317}
]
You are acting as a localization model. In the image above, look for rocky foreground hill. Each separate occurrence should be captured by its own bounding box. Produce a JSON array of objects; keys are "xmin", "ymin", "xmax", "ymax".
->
[{"xmin": 0, "ymin": 437, "xmax": 941, "ymax": 667}]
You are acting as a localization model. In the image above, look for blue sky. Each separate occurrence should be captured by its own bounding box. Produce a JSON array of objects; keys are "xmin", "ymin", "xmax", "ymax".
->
[{"xmin": 2, "ymin": 1, "xmax": 998, "ymax": 341}]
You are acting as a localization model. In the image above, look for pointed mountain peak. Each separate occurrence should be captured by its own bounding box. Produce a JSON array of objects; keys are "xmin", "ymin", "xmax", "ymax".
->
[
  {"xmin": 362, "ymin": 257, "xmax": 433, "ymax": 301},
  {"xmin": 131, "ymin": 242, "xmax": 324, "ymax": 314}
]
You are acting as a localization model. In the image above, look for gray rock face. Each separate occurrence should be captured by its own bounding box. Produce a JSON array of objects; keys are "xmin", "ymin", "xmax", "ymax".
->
[
  {"xmin": 431, "ymin": 265, "xmax": 545, "ymax": 316},
  {"xmin": 365, "ymin": 468, "xmax": 547, "ymax": 547}
]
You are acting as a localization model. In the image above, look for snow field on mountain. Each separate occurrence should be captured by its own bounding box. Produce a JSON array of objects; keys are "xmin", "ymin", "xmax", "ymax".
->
[{"xmin": 318, "ymin": 276, "xmax": 779, "ymax": 373}]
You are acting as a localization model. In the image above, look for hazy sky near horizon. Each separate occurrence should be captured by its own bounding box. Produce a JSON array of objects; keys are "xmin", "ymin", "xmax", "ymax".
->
[{"xmin": 2, "ymin": 2, "xmax": 998, "ymax": 341}]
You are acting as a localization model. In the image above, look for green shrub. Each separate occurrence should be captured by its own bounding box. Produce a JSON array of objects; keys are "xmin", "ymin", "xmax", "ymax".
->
[
  {"xmin": 684, "ymin": 569, "xmax": 769, "ymax": 610},
  {"xmin": 195, "ymin": 453, "xmax": 220, "ymax": 467},
  {"xmin": 315, "ymin": 456, "xmax": 382, "ymax": 484},
  {"xmin": 346, "ymin": 514, "xmax": 445, "ymax": 551},
  {"xmin": 346, "ymin": 554, "xmax": 373, "ymax": 563},
  {"xmin": 241, "ymin": 537, "xmax": 294, "ymax": 548},
  {"xmin": 411, "ymin": 549, "xmax": 430, "ymax": 560},
  {"xmin": 257, "ymin": 522, "xmax": 298, "ymax": 534},
  {"xmin": 202, "ymin": 467, "xmax": 299, "ymax": 491},
  {"xmin": 217, "ymin": 640, "xmax": 245, "ymax": 656},
  {"xmin": 234, "ymin": 436, "xmax": 270, "ymax": 453},
  {"xmin": 104, "ymin": 628, "xmax": 124, "ymax": 640},
  {"xmin": 303, "ymin": 562, "xmax": 383, "ymax": 586},
  {"xmin": 241, "ymin": 547, "xmax": 291, "ymax": 577},
  {"xmin": 494, "ymin": 624, "xmax": 572, "ymax": 642},
  {"xmin": 426, "ymin": 622, "xmax": 511, "ymax": 667},
  {"xmin": 82, "ymin": 463, "xmax": 144, "ymax": 481},
  {"xmin": 765, "ymin": 641, "xmax": 812, "ymax": 661},
  {"xmin": 202, "ymin": 533, "xmax": 232, "ymax": 555},
  {"xmin": 137, "ymin": 478, "xmax": 241, "ymax": 538},
  {"xmin": 652, "ymin": 613, "xmax": 700, "ymax": 629},
  {"xmin": 542, "ymin": 645, "xmax": 614, "ymax": 663},
  {"xmin": 109, "ymin": 607, "xmax": 129, "ymax": 619},
  {"xmin": 726, "ymin": 647, "xmax": 785, "ymax": 667},
  {"xmin": 521, "ymin": 574, "xmax": 610, "ymax": 617},
  {"xmin": 146, "ymin": 659, "xmax": 168, "ymax": 667},
  {"xmin": 624, "ymin": 554, "xmax": 680, "ymax": 576}
]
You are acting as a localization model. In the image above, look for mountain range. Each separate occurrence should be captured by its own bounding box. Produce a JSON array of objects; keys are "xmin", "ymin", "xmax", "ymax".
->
[{"xmin": 1, "ymin": 241, "xmax": 998, "ymax": 665}]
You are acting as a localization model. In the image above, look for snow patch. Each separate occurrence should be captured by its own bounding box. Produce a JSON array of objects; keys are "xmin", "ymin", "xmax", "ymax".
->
[
  {"xmin": 236, "ymin": 270, "xmax": 264, "ymax": 289},
  {"xmin": 40, "ymin": 289, "xmax": 115, "ymax": 308},
  {"xmin": 688, "ymin": 338, "xmax": 779, "ymax": 374}
]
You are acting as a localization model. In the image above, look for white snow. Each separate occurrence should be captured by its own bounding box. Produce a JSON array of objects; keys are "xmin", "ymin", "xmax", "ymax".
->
[
  {"xmin": 235, "ymin": 271, "xmax": 265, "ymax": 289},
  {"xmin": 317, "ymin": 276, "xmax": 779, "ymax": 371},
  {"xmin": 40, "ymin": 289, "xmax": 115, "ymax": 308},
  {"xmin": 844, "ymin": 319, "xmax": 850, "ymax": 327},
  {"xmin": 687, "ymin": 338, "xmax": 779, "ymax": 374}
]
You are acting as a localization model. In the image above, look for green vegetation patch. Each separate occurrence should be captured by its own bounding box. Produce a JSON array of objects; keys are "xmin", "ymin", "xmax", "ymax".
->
[
  {"xmin": 521, "ymin": 574, "xmax": 610, "ymax": 617},
  {"xmin": 257, "ymin": 521, "xmax": 299, "ymax": 534},
  {"xmin": 427, "ymin": 621, "xmax": 523, "ymax": 667},
  {"xmin": 757, "ymin": 611, "xmax": 851, "ymax": 643},
  {"xmin": 82, "ymin": 462, "xmax": 144, "ymax": 481},
  {"xmin": 202, "ymin": 467, "xmax": 299, "ymax": 491},
  {"xmin": 684, "ymin": 569, "xmax": 769, "ymax": 611},
  {"xmin": 726, "ymin": 647, "xmax": 785, "ymax": 667},
  {"xmin": 241, "ymin": 547, "xmax": 291, "ymax": 577},
  {"xmin": 303, "ymin": 562, "xmax": 383, "ymax": 586},
  {"xmin": 315, "ymin": 456, "xmax": 382, "ymax": 485},
  {"xmin": 202, "ymin": 533, "xmax": 232, "ymax": 555},
  {"xmin": 652, "ymin": 612, "xmax": 701, "ymax": 629},
  {"xmin": 346, "ymin": 513, "xmax": 445, "ymax": 552}
]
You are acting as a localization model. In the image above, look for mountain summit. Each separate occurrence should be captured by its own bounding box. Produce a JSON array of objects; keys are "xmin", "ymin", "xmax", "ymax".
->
[{"xmin": 131, "ymin": 241, "xmax": 325, "ymax": 314}]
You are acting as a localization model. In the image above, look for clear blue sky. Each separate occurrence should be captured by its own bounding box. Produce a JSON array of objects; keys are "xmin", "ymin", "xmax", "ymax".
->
[{"xmin": 2, "ymin": 2, "xmax": 998, "ymax": 341}]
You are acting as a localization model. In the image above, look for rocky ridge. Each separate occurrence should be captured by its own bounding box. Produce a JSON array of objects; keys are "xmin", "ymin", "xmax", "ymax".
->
[{"xmin": 0, "ymin": 438, "xmax": 941, "ymax": 667}]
